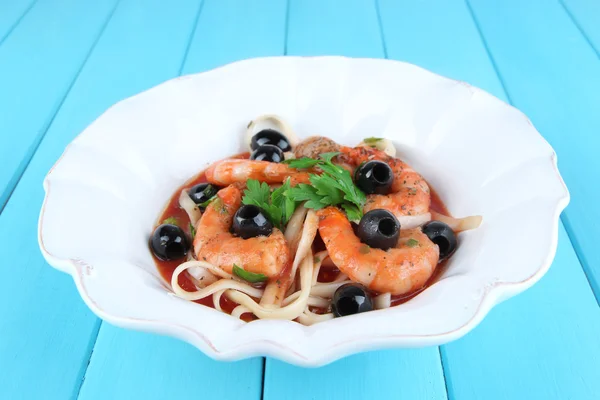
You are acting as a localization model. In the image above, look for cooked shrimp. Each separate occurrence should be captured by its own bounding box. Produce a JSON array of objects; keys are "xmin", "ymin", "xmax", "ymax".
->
[
  {"xmin": 193, "ymin": 184, "xmax": 290, "ymax": 277},
  {"xmin": 317, "ymin": 207, "xmax": 439, "ymax": 295},
  {"xmin": 338, "ymin": 145, "xmax": 431, "ymax": 227},
  {"xmin": 205, "ymin": 159, "xmax": 310, "ymax": 186}
]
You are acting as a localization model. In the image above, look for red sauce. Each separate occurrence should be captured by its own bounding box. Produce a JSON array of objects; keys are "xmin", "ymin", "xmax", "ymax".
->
[
  {"xmin": 152, "ymin": 154, "xmax": 453, "ymax": 317},
  {"xmin": 152, "ymin": 153, "xmax": 254, "ymax": 320}
]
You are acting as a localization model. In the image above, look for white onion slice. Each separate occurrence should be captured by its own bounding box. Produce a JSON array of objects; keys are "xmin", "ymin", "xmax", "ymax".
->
[
  {"xmin": 431, "ymin": 211, "xmax": 482, "ymax": 233},
  {"xmin": 374, "ymin": 292, "xmax": 391, "ymax": 309},
  {"xmin": 396, "ymin": 213, "xmax": 432, "ymax": 229},
  {"xmin": 178, "ymin": 190, "xmax": 202, "ymax": 227},
  {"xmin": 187, "ymin": 264, "xmax": 219, "ymax": 288}
]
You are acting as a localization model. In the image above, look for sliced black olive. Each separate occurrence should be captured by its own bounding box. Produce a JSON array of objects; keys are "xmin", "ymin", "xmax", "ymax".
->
[
  {"xmin": 357, "ymin": 209, "xmax": 400, "ymax": 250},
  {"xmin": 250, "ymin": 144, "xmax": 284, "ymax": 163},
  {"xmin": 354, "ymin": 160, "xmax": 394, "ymax": 195},
  {"xmin": 150, "ymin": 224, "xmax": 189, "ymax": 261},
  {"xmin": 422, "ymin": 220, "xmax": 457, "ymax": 261},
  {"xmin": 188, "ymin": 183, "xmax": 220, "ymax": 209},
  {"xmin": 251, "ymin": 129, "xmax": 292, "ymax": 152},
  {"xmin": 332, "ymin": 283, "xmax": 374, "ymax": 317},
  {"xmin": 232, "ymin": 204, "xmax": 273, "ymax": 239}
]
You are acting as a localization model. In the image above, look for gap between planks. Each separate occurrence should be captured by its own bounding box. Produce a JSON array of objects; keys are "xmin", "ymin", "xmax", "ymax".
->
[
  {"xmin": 0, "ymin": 0, "xmax": 120, "ymax": 216},
  {"xmin": 0, "ymin": 0, "xmax": 39, "ymax": 46}
]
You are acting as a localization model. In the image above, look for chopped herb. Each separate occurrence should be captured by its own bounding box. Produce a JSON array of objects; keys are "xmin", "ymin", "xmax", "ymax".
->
[
  {"xmin": 286, "ymin": 153, "xmax": 366, "ymax": 220},
  {"xmin": 189, "ymin": 222, "xmax": 196, "ymax": 238},
  {"xmin": 359, "ymin": 244, "xmax": 371, "ymax": 254},
  {"xmin": 282, "ymin": 157, "xmax": 321, "ymax": 169},
  {"xmin": 363, "ymin": 137, "xmax": 383, "ymax": 146},
  {"xmin": 313, "ymin": 256, "xmax": 321, "ymax": 263},
  {"xmin": 406, "ymin": 238, "xmax": 419, "ymax": 248},
  {"xmin": 199, "ymin": 195, "xmax": 216, "ymax": 208},
  {"xmin": 233, "ymin": 264, "xmax": 267, "ymax": 283},
  {"xmin": 284, "ymin": 184, "xmax": 324, "ymax": 210},
  {"xmin": 210, "ymin": 198, "xmax": 228, "ymax": 214},
  {"xmin": 163, "ymin": 217, "xmax": 178, "ymax": 226},
  {"xmin": 242, "ymin": 178, "xmax": 298, "ymax": 229}
]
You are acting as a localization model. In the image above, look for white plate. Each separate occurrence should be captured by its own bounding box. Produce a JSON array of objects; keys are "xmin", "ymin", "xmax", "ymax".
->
[{"xmin": 38, "ymin": 56, "xmax": 569, "ymax": 366}]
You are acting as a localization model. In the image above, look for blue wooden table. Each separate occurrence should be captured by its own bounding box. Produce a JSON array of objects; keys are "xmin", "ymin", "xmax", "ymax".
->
[{"xmin": 1, "ymin": 0, "xmax": 599, "ymax": 399}]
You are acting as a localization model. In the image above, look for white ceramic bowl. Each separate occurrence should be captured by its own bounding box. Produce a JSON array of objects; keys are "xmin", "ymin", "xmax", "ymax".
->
[{"xmin": 38, "ymin": 56, "xmax": 569, "ymax": 366}]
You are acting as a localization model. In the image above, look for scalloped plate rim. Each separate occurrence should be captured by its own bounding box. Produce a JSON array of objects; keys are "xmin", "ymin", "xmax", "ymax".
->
[{"xmin": 37, "ymin": 56, "xmax": 570, "ymax": 366}]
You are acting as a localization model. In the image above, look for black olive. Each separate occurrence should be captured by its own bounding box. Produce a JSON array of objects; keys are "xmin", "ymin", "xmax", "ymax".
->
[
  {"xmin": 150, "ymin": 224, "xmax": 189, "ymax": 261},
  {"xmin": 332, "ymin": 283, "xmax": 374, "ymax": 317},
  {"xmin": 357, "ymin": 209, "xmax": 400, "ymax": 250},
  {"xmin": 354, "ymin": 160, "xmax": 394, "ymax": 195},
  {"xmin": 188, "ymin": 183, "xmax": 220, "ymax": 209},
  {"xmin": 422, "ymin": 221, "xmax": 457, "ymax": 261},
  {"xmin": 250, "ymin": 144, "xmax": 285, "ymax": 163},
  {"xmin": 251, "ymin": 129, "xmax": 292, "ymax": 152},
  {"xmin": 232, "ymin": 205, "xmax": 273, "ymax": 239}
]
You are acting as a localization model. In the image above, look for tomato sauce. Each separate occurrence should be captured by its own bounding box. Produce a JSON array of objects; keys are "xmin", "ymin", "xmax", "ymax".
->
[
  {"xmin": 152, "ymin": 153, "xmax": 254, "ymax": 320},
  {"xmin": 152, "ymin": 153, "xmax": 453, "ymax": 317}
]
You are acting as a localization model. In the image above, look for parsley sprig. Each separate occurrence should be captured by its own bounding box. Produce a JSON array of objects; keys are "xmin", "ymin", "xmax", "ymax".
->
[
  {"xmin": 284, "ymin": 152, "xmax": 366, "ymax": 222},
  {"xmin": 242, "ymin": 179, "xmax": 296, "ymax": 230}
]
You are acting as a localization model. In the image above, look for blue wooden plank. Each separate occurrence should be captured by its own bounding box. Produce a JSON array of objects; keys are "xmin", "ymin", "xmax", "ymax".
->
[
  {"xmin": 287, "ymin": 0, "xmax": 384, "ymax": 57},
  {"xmin": 0, "ymin": 0, "xmax": 37, "ymax": 43},
  {"xmin": 264, "ymin": 2, "xmax": 447, "ymax": 399},
  {"xmin": 182, "ymin": 0, "xmax": 288, "ymax": 73},
  {"xmin": 378, "ymin": 0, "xmax": 505, "ymax": 97},
  {"xmin": 443, "ymin": 225, "xmax": 600, "ymax": 400},
  {"xmin": 378, "ymin": 0, "xmax": 600, "ymax": 398},
  {"xmin": 561, "ymin": 0, "xmax": 600, "ymax": 55},
  {"xmin": 0, "ymin": 0, "xmax": 119, "ymax": 212},
  {"xmin": 0, "ymin": 1, "xmax": 120, "ymax": 399},
  {"xmin": 266, "ymin": 349, "xmax": 447, "ymax": 400},
  {"xmin": 78, "ymin": 325, "xmax": 263, "ymax": 400},
  {"xmin": 467, "ymin": 0, "xmax": 600, "ymax": 300},
  {"xmin": 78, "ymin": 1, "xmax": 288, "ymax": 399}
]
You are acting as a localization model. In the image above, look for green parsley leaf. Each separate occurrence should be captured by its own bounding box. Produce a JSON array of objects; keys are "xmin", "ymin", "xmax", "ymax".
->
[
  {"xmin": 163, "ymin": 217, "xmax": 178, "ymax": 226},
  {"xmin": 286, "ymin": 184, "xmax": 326, "ymax": 210},
  {"xmin": 359, "ymin": 244, "xmax": 371, "ymax": 254},
  {"xmin": 406, "ymin": 238, "xmax": 419, "ymax": 248},
  {"xmin": 284, "ymin": 196, "xmax": 296, "ymax": 223},
  {"xmin": 242, "ymin": 179, "xmax": 298, "ymax": 229},
  {"xmin": 270, "ymin": 180, "xmax": 288, "ymax": 209},
  {"xmin": 363, "ymin": 137, "xmax": 383, "ymax": 146},
  {"xmin": 342, "ymin": 203, "xmax": 362, "ymax": 223},
  {"xmin": 271, "ymin": 179, "xmax": 296, "ymax": 225},
  {"xmin": 233, "ymin": 264, "xmax": 267, "ymax": 283},
  {"xmin": 189, "ymin": 222, "xmax": 196, "ymax": 238},
  {"xmin": 243, "ymin": 180, "xmax": 271, "ymax": 206},
  {"xmin": 310, "ymin": 174, "xmax": 345, "ymax": 205},
  {"xmin": 319, "ymin": 152, "xmax": 341, "ymax": 163},
  {"xmin": 284, "ymin": 153, "xmax": 366, "ymax": 221}
]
